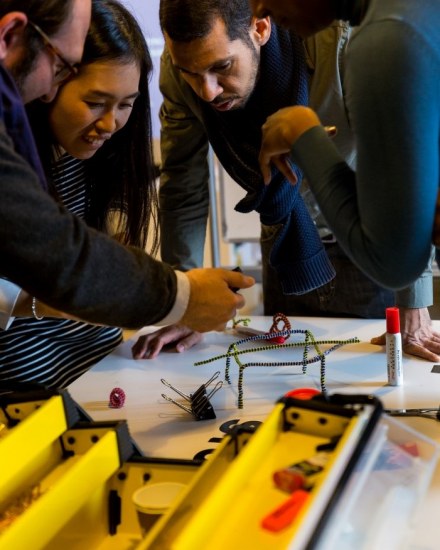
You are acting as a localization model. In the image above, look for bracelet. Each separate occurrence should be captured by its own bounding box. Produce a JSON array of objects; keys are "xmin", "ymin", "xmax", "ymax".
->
[{"xmin": 31, "ymin": 297, "xmax": 44, "ymax": 320}]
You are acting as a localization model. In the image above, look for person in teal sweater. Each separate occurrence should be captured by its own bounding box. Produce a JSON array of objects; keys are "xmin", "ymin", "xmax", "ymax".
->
[{"xmin": 251, "ymin": 0, "xmax": 440, "ymax": 357}]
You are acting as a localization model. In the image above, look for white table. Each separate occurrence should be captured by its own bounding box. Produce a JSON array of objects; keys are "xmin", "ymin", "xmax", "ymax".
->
[{"xmin": 68, "ymin": 316, "xmax": 440, "ymax": 549}]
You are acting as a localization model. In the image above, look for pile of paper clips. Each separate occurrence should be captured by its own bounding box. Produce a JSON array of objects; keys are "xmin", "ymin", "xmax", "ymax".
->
[{"xmin": 161, "ymin": 371, "xmax": 223, "ymax": 420}]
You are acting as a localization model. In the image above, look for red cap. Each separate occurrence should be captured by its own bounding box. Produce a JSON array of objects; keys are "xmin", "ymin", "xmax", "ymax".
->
[
  {"xmin": 267, "ymin": 335, "xmax": 286, "ymax": 344},
  {"xmin": 386, "ymin": 307, "xmax": 400, "ymax": 334},
  {"xmin": 284, "ymin": 388, "xmax": 320, "ymax": 400}
]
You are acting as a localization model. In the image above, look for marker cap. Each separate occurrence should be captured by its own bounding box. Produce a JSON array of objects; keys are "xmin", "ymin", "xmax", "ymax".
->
[
  {"xmin": 261, "ymin": 490, "xmax": 309, "ymax": 532},
  {"xmin": 284, "ymin": 388, "xmax": 320, "ymax": 400},
  {"xmin": 386, "ymin": 307, "xmax": 400, "ymax": 334}
]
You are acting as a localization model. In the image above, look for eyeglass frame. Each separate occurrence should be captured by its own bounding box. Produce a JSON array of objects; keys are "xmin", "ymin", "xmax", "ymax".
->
[{"xmin": 27, "ymin": 20, "xmax": 79, "ymax": 84}]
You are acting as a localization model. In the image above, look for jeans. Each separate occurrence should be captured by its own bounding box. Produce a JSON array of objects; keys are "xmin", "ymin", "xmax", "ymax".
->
[{"xmin": 261, "ymin": 223, "xmax": 394, "ymax": 319}]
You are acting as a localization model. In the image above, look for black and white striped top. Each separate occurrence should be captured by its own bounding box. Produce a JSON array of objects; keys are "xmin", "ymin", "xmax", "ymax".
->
[{"xmin": 0, "ymin": 153, "xmax": 123, "ymax": 389}]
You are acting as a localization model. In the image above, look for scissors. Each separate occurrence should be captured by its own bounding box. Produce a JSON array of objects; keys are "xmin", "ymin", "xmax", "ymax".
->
[{"xmin": 384, "ymin": 406, "xmax": 440, "ymax": 422}]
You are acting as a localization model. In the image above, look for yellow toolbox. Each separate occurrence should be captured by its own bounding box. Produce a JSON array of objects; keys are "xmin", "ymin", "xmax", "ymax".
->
[
  {"xmin": 0, "ymin": 385, "xmax": 200, "ymax": 550},
  {"xmin": 1, "ymin": 387, "xmax": 438, "ymax": 549},
  {"xmin": 142, "ymin": 393, "xmax": 440, "ymax": 550}
]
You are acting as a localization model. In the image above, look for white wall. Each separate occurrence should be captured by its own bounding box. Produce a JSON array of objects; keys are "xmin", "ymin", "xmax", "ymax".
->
[{"xmin": 121, "ymin": 0, "xmax": 163, "ymax": 141}]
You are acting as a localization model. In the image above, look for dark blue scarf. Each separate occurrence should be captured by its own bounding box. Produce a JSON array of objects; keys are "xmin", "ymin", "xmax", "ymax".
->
[
  {"xmin": 0, "ymin": 63, "xmax": 47, "ymax": 189},
  {"xmin": 200, "ymin": 25, "xmax": 335, "ymax": 294}
]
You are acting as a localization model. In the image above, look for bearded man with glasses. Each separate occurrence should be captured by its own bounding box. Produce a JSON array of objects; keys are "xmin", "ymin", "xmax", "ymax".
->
[
  {"xmin": 26, "ymin": 20, "xmax": 79, "ymax": 85},
  {"xmin": 2, "ymin": 1, "xmax": 88, "ymax": 103}
]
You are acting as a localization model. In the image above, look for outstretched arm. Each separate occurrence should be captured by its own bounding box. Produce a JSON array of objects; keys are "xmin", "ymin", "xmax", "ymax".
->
[{"xmin": 0, "ymin": 125, "xmax": 254, "ymax": 331}]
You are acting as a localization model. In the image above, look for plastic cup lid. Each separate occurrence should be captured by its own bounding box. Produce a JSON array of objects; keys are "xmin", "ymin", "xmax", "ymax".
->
[{"xmin": 132, "ymin": 482, "xmax": 186, "ymax": 514}]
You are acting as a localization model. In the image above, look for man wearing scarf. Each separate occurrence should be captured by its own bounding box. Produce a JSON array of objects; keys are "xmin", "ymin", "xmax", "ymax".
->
[{"xmin": 155, "ymin": 0, "xmax": 439, "ymax": 361}]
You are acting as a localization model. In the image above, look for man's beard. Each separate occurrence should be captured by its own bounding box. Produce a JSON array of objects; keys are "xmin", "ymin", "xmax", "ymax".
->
[
  {"xmin": 211, "ymin": 42, "xmax": 260, "ymax": 111},
  {"xmin": 9, "ymin": 51, "xmax": 38, "ymax": 99}
]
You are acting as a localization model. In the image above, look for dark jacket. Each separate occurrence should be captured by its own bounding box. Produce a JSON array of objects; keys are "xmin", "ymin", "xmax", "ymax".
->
[{"xmin": 0, "ymin": 64, "xmax": 177, "ymax": 329}]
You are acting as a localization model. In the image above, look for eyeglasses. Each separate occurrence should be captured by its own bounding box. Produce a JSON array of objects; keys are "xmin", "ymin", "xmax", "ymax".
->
[{"xmin": 27, "ymin": 20, "xmax": 78, "ymax": 84}]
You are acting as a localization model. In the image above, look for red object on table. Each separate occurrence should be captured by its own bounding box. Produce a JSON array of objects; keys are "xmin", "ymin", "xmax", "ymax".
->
[
  {"xmin": 109, "ymin": 387, "xmax": 126, "ymax": 408},
  {"xmin": 284, "ymin": 388, "xmax": 320, "ymax": 400}
]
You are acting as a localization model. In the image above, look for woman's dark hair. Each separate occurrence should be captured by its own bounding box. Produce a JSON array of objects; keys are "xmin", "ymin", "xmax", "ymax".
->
[{"xmin": 27, "ymin": 0, "xmax": 159, "ymax": 253}]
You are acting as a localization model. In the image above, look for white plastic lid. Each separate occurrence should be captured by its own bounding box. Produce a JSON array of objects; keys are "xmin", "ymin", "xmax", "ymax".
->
[{"xmin": 132, "ymin": 482, "xmax": 186, "ymax": 514}]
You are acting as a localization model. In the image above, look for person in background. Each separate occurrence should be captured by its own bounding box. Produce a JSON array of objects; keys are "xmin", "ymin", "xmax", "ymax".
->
[
  {"xmin": 249, "ymin": 0, "xmax": 440, "ymax": 358},
  {"xmin": 131, "ymin": 0, "xmax": 439, "ymax": 362},
  {"xmin": 0, "ymin": 1, "xmax": 254, "ymax": 343}
]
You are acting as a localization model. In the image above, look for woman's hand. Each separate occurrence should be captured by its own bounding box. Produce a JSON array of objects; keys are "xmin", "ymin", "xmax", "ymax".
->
[
  {"xmin": 132, "ymin": 324, "xmax": 203, "ymax": 359},
  {"xmin": 259, "ymin": 106, "xmax": 321, "ymax": 184},
  {"xmin": 370, "ymin": 307, "xmax": 440, "ymax": 362}
]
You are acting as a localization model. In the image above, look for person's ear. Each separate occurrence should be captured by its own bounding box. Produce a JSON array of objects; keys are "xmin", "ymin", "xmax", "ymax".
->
[
  {"xmin": 0, "ymin": 12, "xmax": 27, "ymax": 61},
  {"xmin": 252, "ymin": 16, "xmax": 271, "ymax": 47}
]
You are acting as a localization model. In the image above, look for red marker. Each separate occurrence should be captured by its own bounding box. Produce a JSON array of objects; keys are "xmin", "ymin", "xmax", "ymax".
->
[{"xmin": 386, "ymin": 307, "xmax": 403, "ymax": 386}]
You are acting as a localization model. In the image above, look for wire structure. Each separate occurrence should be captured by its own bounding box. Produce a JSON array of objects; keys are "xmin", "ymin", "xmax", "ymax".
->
[{"xmin": 194, "ymin": 329, "xmax": 359, "ymax": 409}]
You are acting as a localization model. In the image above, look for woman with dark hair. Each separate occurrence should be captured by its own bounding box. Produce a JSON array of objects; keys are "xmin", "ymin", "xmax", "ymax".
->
[
  {"xmin": 30, "ymin": 0, "xmax": 159, "ymax": 251},
  {"xmin": 0, "ymin": 0, "xmax": 160, "ymax": 388}
]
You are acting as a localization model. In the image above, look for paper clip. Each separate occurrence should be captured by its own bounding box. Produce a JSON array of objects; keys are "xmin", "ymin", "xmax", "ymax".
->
[
  {"xmin": 385, "ymin": 406, "xmax": 440, "ymax": 422},
  {"xmin": 161, "ymin": 372, "xmax": 223, "ymax": 421}
]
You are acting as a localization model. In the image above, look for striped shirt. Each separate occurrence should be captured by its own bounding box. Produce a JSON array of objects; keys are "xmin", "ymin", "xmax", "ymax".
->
[{"xmin": 0, "ymin": 153, "xmax": 123, "ymax": 389}]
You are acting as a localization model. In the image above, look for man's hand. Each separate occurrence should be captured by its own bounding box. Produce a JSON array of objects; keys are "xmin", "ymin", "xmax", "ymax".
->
[
  {"xmin": 370, "ymin": 307, "xmax": 440, "ymax": 362},
  {"xmin": 259, "ymin": 106, "xmax": 321, "ymax": 184},
  {"xmin": 132, "ymin": 324, "xmax": 203, "ymax": 359},
  {"xmin": 180, "ymin": 268, "xmax": 255, "ymax": 332}
]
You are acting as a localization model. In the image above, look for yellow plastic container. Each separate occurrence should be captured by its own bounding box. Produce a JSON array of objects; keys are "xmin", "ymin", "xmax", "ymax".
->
[
  {"xmin": 1, "ymin": 389, "xmax": 438, "ymax": 549},
  {"xmin": 0, "ymin": 387, "xmax": 200, "ymax": 550},
  {"xmin": 141, "ymin": 394, "xmax": 440, "ymax": 550}
]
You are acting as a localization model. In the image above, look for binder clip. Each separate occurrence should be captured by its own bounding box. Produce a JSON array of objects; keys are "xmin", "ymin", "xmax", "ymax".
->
[{"xmin": 161, "ymin": 372, "xmax": 223, "ymax": 421}]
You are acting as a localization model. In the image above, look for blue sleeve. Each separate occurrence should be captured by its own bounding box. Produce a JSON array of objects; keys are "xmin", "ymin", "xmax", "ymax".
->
[{"xmin": 292, "ymin": 20, "xmax": 439, "ymax": 290}]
